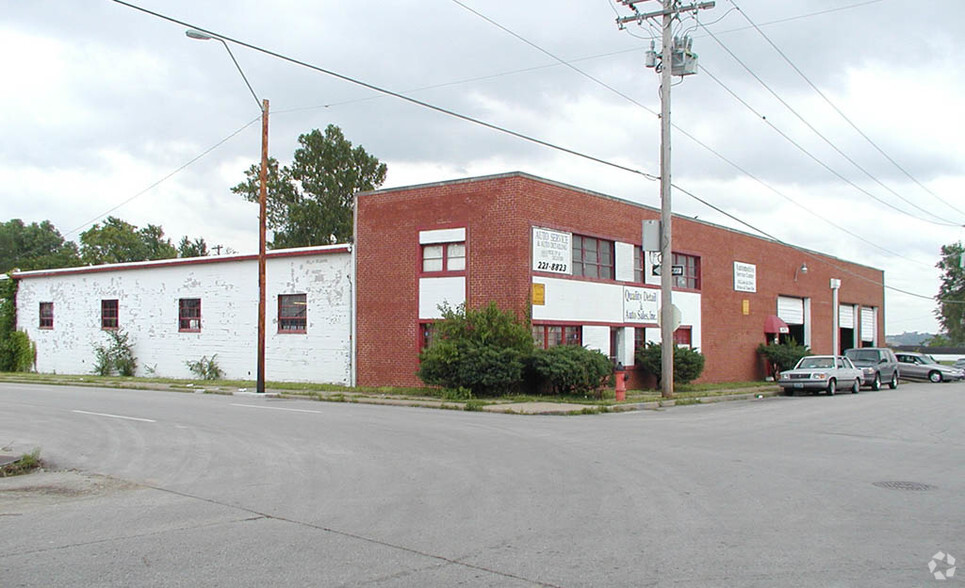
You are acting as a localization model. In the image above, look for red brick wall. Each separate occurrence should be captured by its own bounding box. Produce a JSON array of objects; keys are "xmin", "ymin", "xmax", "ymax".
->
[{"xmin": 356, "ymin": 173, "xmax": 885, "ymax": 387}]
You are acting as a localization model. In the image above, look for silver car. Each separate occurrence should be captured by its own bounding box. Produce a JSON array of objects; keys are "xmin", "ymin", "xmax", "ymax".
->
[
  {"xmin": 895, "ymin": 352, "xmax": 965, "ymax": 383},
  {"xmin": 778, "ymin": 355, "xmax": 863, "ymax": 396}
]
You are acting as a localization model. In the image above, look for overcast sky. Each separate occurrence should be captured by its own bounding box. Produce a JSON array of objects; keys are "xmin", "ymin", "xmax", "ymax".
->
[{"xmin": 4, "ymin": 0, "xmax": 964, "ymax": 337}]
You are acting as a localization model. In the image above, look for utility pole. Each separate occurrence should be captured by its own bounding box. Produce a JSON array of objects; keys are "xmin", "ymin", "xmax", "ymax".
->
[{"xmin": 616, "ymin": 0, "xmax": 713, "ymax": 399}]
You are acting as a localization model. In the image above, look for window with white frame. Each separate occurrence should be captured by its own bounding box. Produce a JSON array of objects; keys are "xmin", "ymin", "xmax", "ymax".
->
[{"xmin": 422, "ymin": 242, "xmax": 465, "ymax": 273}]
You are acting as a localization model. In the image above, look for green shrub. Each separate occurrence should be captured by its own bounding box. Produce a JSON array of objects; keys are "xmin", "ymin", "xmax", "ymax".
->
[
  {"xmin": 636, "ymin": 342, "xmax": 705, "ymax": 385},
  {"xmin": 418, "ymin": 302, "xmax": 534, "ymax": 397},
  {"xmin": 529, "ymin": 345, "xmax": 612, "ymax": 397},
  {"xmin": 186, "ymin": 354, "xmax": 224, "ymax": 380},
  {"xmin": 0, "ymin": 330, "xmax": 35, "ymax": 372},
  {"xmin": 92, "ymin": 329, "xmax": 137, "ymax": 377},
  {"xmin": 757, "ymin": 340, "xmax": 810, "ymax": 374}
]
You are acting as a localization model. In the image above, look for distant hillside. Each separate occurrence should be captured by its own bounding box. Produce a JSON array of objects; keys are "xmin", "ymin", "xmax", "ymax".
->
[{"xmin": 886, "ymin": 331, "xmax": 934, "ymax": 346}]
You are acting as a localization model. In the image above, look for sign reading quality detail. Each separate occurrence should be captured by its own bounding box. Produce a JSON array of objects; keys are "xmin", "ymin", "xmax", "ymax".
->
[
  {"xmin": 532, "ymin": 227, "xmax": 572, "ymax": 275},
  {"xmin": 624, "ymin": 286, "xmax": 659, "ymax": 323},
  {"xmin": 733, "ymin": 261, "xmax": 757, "ymax": 293}
]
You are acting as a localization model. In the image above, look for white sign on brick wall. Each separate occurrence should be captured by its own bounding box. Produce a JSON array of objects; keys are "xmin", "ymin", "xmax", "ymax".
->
[
  {"xmin": 733, "ymin": 261, "xmax": 757, "ymax": 293},
  {"xmin": 532, "ymin": 227, "xmax": 572, "ymax": 275}
]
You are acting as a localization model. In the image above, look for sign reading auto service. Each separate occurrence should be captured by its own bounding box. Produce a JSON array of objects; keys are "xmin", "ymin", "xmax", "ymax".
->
[
  {"xmin": 532, "ymin": 227, "xmax": 571, "ymax": 274},
  {"xmin": 624, "ymin": 286, "xmax": 659, "ymax": 323},
  {"xmin": 733, "ymin": 261, "xmax": 757, "ymax": 293}
]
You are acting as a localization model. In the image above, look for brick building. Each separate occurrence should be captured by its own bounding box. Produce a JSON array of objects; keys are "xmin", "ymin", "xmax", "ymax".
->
[
  {"xmin": 355, "ymin": 172, "xmax": 885, "ymax": 388},
  {"xmin": 12, "ymin": 172, "xmax": 884, "ymax": 388}
]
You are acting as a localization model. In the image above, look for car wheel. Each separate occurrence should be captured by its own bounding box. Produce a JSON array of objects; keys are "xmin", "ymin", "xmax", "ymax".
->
[
  {"xmin": 889, "ymin": 372, "xmax": 899, "ymax": 389},
  {"xmin": 871, "ymin": 373, "xmax": 881, "ymax": 391},
  {"xmin": 827, "ymin": 379, "xmax": 836, "ymax": 396},
  {"xmin": 929, "ymin": 371, "xmax": 943, "ymax": 383},
  {"xmin": 852, "ymin": 379, "xmax": 860, "ymax": 394}
]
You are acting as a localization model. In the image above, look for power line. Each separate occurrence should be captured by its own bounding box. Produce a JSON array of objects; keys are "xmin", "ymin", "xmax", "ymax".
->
[
  {"xmin": 110, "ymin": 0, "xmax": 955, "ymax": 304},
  {"xmin": 725, "ymin": 0, "xmax": 965, "ymax": 219},
  {"xmin": 698, "ymin": 22, "xmax": 962, "ymax": 227}
]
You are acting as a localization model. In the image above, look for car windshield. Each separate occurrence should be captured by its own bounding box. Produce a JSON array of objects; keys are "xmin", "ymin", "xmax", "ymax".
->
[
  {"xmin": 846, "ymin": 350, "xmax": 878, "ymax": 362},
  {"xmin": 798, "ymin": 357, "xmax": 833, "ymax": 369}
]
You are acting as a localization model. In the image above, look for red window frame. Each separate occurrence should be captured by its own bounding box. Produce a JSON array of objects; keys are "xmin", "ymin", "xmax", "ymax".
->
[
  {"xmin": 39, "ymin": 302, "xmax": 54, "ymax": 329},
  {"xmin": 419, "ymin": 322, "xmax": 436, "ymax": 352},
  {"xmin": 278, "ymin": 293, "xmax": 307, "ymax": 333},
  {"xmin": 421, "ymin": 242, "xmax": 466, "ymax": 275},
  {"xmin": 674, "ymin": 326, "xmax": 693, "ymax": 347},
  {"xmin": 672, "ymin": 253, "xmax": 700, "ymax": 290},
  {"xmin": 178, "ymin": 298, "xmax": 201, "ymax": 332},
  {"xmin": 101, "ymin": 299, "xmax": 118, "ymax": 330},
  {"xmin": 532, "ymin": 324, "xmax": 582, "ymax": 349},
  {"xmin": 572, "ymin": 235, "xmax": 614, "ymax": 280},
  {"xmin": 633, "ymin": 247, "xmax": 644, "ymax": 283}
]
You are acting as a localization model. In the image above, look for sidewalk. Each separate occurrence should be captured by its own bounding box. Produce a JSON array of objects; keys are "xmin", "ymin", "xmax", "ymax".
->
[{"xmin": 0, "ymin": 374, "xmax": 781, "ymax": 415}]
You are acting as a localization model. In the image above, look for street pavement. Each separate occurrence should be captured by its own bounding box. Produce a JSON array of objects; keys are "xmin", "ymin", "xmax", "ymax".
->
[{"xmin": 1, "ymin": 381, "xmax": 963, "ymax": 586}]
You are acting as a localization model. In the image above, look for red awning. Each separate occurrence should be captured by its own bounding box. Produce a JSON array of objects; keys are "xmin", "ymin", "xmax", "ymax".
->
[{"xmin": 764, "ymin": 315, "xmax": 790, "ymax": 334}]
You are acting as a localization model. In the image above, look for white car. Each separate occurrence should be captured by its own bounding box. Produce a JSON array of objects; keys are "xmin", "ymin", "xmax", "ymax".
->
[{"xmin": 778, "ymin": 355, "xmax": 863, "ymax": 396}]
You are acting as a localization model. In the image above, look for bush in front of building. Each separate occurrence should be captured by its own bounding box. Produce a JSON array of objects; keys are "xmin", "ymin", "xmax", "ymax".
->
[
  {"xmin": 92, "ymin": 329, "xmax": 138, "ymax": 377},
  {"xmin": 418, "ymin": 302, "xmax": 534, "ymax": 397},
  {"xmin": 0, "ymin": 276, "xmax": 36, "ymax": 372},
  {"xmin": 636, "ymin": 342, "xmax": 705, "ymax": 385},
  {"xmin": 757, "ymin": 340, "xmax": 810, "ymax": 376},
  {"xmin": 529, "ymin": 344, "xmax": 612, "ymax": 397}
]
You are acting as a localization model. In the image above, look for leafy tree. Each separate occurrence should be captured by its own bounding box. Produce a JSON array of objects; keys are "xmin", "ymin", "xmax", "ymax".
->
[
  {"xmin": 231, "ymin": 124, "xmax": 387, "ymax": 248},
  {"xmin": 636, "ymin": 342, "xmax": 706, "ymax": 385},
  {"xmin": 177, "ymin": 236, "xmax": 208, "ymax": 258},
  {"xmin": 418, "ymin": 302, "xmax": 534, "ymax": 397},
  {"xmin": 0, "ymin": 277, "xmax": 36, "ymax": 372},
  {"xmin": 79, "ymin": 216, "xmax": 177, "ymax": 265},
  {"xmin": 0, "ymin": 219, "xmax": 81, "ymax": 273},
  {"xmin": 935, "ymin": 242, "xmax": 965, "ymax": 343}
]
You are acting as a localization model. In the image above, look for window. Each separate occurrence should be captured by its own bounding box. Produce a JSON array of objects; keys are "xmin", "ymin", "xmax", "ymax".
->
[
  {"xmin": 422, "ymin": 242, "xmax": 466, "ymax": 273},
  {"xmin": 674, "ymin": 326, "xmax": 692, "ymax": 347},
  {"xmin": 420, "ymin": 322, "xmax": 436, "ymax": 352},
  {"xmin": 179, "ymin": 298, "xmax": 201, "ymax": 332},
  {"xmin": 101, "ymin": 299, "xmax": 118, "ymax": 330},
  {"xmin": 39, "ymin": 302, "xmax": 54, "ymax": 329},
  {"xmin": 279, "ymin": 294, "xmax": 307, "ymax": 333},
  {"xmin": 635, "ymin": 328, "xmax": 646, "ymax": 353},
  {"xmin": 572, "ymin": 235, "xmax": 614, "ymax": 279},
  {"xmin": 672, "ymin": 253, "xmax": 700, "ymax": 289},
  {"xmin": 532, "ymin": 324, "xmax": 582, "ymax": 349},
  {"xmin": 634, "ymin": 247, "xmax": 644, "ymax": 283}
]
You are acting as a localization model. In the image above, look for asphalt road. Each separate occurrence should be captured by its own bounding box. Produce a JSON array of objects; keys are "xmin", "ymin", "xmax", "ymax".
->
[{"xmin": 1, "ymin": 381, "xmax": 962, "ymax": 587}]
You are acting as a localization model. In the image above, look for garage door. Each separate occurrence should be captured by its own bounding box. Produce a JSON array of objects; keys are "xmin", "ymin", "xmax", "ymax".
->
[
  {"xmin": 777, "ymin": 296, "xmax": 805, "ymax": 325},
  {"xmin": 839, "ymin": 305, "xmax": 855, "ymax": 329},
  {"xmin": 861, "ymin": 307, "xmax": 877, "ymax": 342}
]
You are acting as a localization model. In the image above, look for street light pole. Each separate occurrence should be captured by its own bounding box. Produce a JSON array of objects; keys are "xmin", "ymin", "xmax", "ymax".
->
[{"xmin": 187, "ymin": 29, "xmax": 268, "ymax": 394}]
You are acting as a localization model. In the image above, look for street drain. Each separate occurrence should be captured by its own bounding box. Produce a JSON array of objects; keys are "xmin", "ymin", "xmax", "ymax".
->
[{"xmin": 873, "ymin": 481, "xmax": 936, "ymax": 491}]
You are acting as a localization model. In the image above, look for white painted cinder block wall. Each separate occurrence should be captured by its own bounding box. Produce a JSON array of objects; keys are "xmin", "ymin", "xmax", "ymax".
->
[{"xmin": 15, "ymin": 248, "xmax": 352, "ymax": 384}]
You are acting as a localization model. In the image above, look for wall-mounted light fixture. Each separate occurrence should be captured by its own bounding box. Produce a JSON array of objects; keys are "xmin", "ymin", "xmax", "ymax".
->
[{"xmin": 794, "ymin": 263, "xmax": 808, "ymax": 281}]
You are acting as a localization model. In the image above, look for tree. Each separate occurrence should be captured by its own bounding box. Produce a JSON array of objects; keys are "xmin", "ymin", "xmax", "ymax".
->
[
  {"xmin": 935, "ymin": 242, "xmax": 965, "ymax": 344},
  {"xmin": 231, "ymin": 124, "xmax": 387, "ymax": 248},
  {"xmin": 177, "ymin": 236, "xmax": 208, "ymax": 258},
  {"xmin": 418, "ymin": 302, "xmax": 534, "ymax": 397},
  {"xmin": 0, "ymin": 219, "xmax": 81, "ymax": 273},
  {"xmin": 79, "ymin": 217, "xmax": 177, "ymax": 265}
]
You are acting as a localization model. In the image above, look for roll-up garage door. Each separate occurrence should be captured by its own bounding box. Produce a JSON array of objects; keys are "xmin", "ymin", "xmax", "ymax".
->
[
  {"xmin": 861, "ymin": 307, "xmax": 877, "ymax": 342},
  {"xmin": 839, "ymin": 305, "xmax": 855, "ymax": 329},
  {"xmin": 777, "ymin": 296, "xmax": 804, "ymax": 325}
]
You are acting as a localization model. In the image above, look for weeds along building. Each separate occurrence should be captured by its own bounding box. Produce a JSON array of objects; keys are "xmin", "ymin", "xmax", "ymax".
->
[
  {"xmin": 12, "ymin": 172, "xmax": 885, "ymax": 387},
  {"xmin": 12, "ymin": 245, "xmax": 354, "ymax": 384},
  {"xmin": 355, "ymin": 172, "xmax": 885, "ymax": 389}
]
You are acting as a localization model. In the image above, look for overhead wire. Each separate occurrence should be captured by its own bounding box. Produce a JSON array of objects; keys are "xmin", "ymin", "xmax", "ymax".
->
[
  {"xmin": 725, "ymin": 0, "xmax": 965, "ymax": 219},
  {"xmin": 698, "ymin": 23, "xmax": 961, "ymax": 227},
  {"xmin": 448, "ymin": 1, "xmax": 938, "ymax": 268},
  {"xmin": 108, "ymin": 1, "xmax": 954, "ymax": 304}
]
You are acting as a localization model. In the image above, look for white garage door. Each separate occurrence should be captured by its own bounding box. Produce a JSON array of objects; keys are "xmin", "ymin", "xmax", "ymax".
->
[
  {"xmin": 777, "ymin": 296, "xmax": 805, "ymax": 325},
  {"xmin": 861, "ymin": 307, "xmax": 877, "ymax": 342},
  {"xmin": 839, "ymin": 305, "xmax": 855, "ymax": 329}
]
